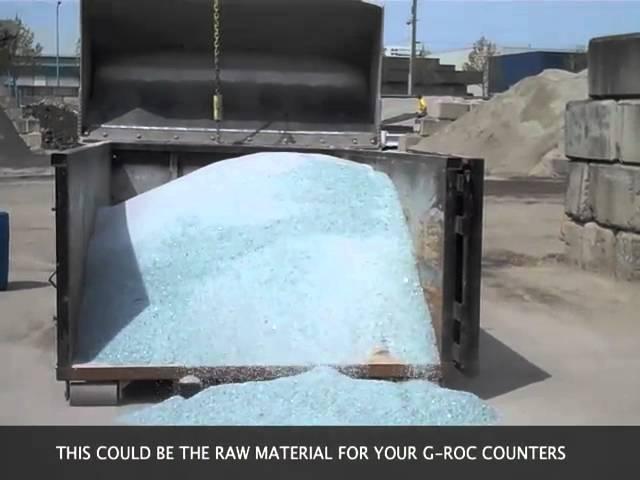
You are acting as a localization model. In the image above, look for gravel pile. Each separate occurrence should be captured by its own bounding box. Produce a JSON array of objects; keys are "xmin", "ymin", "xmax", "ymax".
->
[
  {"xmin": 124, "ymin": 367, "xmax": 497, "ymax": 426},
  {"xmin": 77, "ymin": 152, "xmax": 438, "ymax": 368}
]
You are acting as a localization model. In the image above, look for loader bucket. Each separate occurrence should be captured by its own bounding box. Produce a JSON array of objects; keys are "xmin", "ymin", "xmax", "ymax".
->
[{"xmin": 80, "ymin": 0, "xmax": 384, "ymax": 144}]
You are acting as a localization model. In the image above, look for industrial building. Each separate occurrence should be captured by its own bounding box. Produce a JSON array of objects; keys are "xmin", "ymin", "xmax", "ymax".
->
[
  {"xmin": 382, "ymin": 56, "xmax": 481, "ymax": 97},
  {"xmin": 0, "ymin": 47, "xmax": 584, "ymax": 105},
  {"xmin": 1, "ymin": 55, "xmax": 80, "ymax": 106},
  {"xmin": 488, "ymin": 50, "xmax": 587, "ymax": 93},
  {"xmin": 384, "ymin": 43, "xmax": 428, "ymax": 57},
  {"xmin": 430, "ymin": 46, "xmax": 586, "ymax": 96}
]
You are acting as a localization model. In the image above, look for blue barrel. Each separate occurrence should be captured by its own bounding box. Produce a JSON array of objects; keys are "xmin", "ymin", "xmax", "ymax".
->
[{"xmin": 0, "ymin": 212, "xmax": 8, "ymax": 291}]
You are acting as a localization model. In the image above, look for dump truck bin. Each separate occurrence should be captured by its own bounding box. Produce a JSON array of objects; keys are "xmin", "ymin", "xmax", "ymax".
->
[{"xmin": 53, "ymin": 0, "xmax": 484, "ymax": 405}]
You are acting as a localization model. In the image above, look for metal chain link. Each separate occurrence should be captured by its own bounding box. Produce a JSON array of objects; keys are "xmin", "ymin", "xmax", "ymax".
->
[{"xmin": 213, "ymin": 0, "xmax": 222, "ymax": 142}]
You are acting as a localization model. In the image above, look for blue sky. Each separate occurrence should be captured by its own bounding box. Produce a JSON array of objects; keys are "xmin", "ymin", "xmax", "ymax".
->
[{"xmin": 0, "ymin": 0, "xmax": 639, "ymax": 56}]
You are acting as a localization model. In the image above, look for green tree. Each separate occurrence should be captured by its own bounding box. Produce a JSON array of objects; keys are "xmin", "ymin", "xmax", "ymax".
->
[
  {"xmin": 1, "ymin": 17, "xmax": 43, "ymax": 81},
  {"xmin": 0, "ymin": 19, "xmax": 19, "ymax": 71},
  {"xmin": 463, "ymin": 36, "xmax": 497, "ymax": 96}
]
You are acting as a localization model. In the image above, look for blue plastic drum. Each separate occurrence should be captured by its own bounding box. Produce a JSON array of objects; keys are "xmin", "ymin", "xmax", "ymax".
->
[{"xmin": 0, "ymin": 211, "xmax": 9, "ymax": 291}]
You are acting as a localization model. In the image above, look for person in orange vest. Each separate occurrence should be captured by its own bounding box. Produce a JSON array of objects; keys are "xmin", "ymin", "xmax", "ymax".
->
[{"xmin": 416, "ymin": 95, "xmax": 428, "ymax": 118}]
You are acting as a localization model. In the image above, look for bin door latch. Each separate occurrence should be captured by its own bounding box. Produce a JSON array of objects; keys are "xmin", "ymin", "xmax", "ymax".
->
[
  {"xmin": 448, "ymin": 165, "xmax": 481, "ymax": 375},
  {"xmin": 212, "ymin": 0, "xmax": 223, "ymax": 141}
]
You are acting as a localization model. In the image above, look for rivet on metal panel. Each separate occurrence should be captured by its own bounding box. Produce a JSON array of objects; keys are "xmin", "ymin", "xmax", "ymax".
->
[
  {"xmin": 102, "ymin": 132, "xmax": 108, "ymax": 138},
  {"xmin": 82, "ymin": 130, "xmax": 88, "ymax": 136},
  {"xmin": 352, "ymin": 138, "xmax": 358, "ymax": 144},
  {"xmin": 246, "ymin": 137, "xmax": 253, "ymax": 143},
  {"xmin": 136, "ymin": 134, "xmax": 142, "ymax": 140},
  {"xmin": 320, "ymin": 138, "xmax": 326, "ymax": 144},
  {"xmin": 370, "ymin": 137, "xmax": 377, "ymax": 144},
  {"xmin": 174, "ymin": 135, "xmax": 180, "ymax": 140},
  {"xmin": 210, "ymin": 135, "xmax": 216, "ymax": 141}
]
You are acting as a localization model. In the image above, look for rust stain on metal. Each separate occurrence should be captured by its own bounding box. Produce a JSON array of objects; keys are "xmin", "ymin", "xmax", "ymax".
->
[
  {"xmin": 424, "ymin": 284, "xmax": 443, "ymax": 355},
  {"xmin": 418, "ymin": 211, "xmax": 444, "ymax": 271}
]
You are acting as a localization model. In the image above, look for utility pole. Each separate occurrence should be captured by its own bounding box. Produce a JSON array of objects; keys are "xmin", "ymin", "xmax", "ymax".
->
[
  {"xmin": 408, "ymin": 0, "xmax": 417, "ymax": 96},
  {"xmin": 56, "ymin": 1, "xmax": 61, "ymax": 89}
]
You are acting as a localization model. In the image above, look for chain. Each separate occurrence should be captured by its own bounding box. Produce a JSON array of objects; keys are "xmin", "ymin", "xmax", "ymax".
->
[{"xmin": 213, "ymin": 0, "xmax": 222, "ymax": 142}]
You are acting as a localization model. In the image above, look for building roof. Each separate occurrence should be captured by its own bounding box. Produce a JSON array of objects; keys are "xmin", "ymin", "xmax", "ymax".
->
[{"xmin": 13, "ymin": 55, "xmax": 80, "ymax": 68}]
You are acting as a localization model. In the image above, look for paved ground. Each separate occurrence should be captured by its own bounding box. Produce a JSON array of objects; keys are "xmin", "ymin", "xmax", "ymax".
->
[{"xmin": 0, "ymin": 177, "xmax": 639, "ymax": 425}]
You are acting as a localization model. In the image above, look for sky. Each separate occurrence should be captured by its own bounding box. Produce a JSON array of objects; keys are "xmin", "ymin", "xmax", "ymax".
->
[{"xmin": 0, "ymin": 0, "xmax": 639, "ymax": 56}]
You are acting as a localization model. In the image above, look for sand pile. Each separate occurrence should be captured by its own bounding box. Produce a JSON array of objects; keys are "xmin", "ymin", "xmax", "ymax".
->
[
  {"xmin": 414, "ymin": 69, "xmax": 588, "ymax": 177},
  {"xmin": 124, "ymin": 367, "xmax": 497, "ymax": 426}
]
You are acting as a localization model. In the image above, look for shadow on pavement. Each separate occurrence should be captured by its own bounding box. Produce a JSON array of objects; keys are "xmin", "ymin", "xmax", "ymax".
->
[{"xmin": 444, "ymin": 329, "xmax": 550, "ymax": 400}]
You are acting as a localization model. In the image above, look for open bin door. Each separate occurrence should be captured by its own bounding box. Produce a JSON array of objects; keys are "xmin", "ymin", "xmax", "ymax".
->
[
  {"xmin": 53, "ymin": 142, "xmax": 483, "ymax": 387},
  {"xmin": 80, "ymin": 0, "xmax": 384, "ymax": 148}
]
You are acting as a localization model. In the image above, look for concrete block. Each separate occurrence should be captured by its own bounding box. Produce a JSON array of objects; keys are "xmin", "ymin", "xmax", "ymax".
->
[
  {"xmin": 565, "ymin": 161, "xmax": 593, "ymax": 221},
  {"xmin": 582, "ymin": 222, "xmax": 616, "ymax": 275},
  {"xmin": 619, "ymin": 100, "xmax": 640, "ymax": 164},
  {"xmin": 4, "ymin": 107, "xmax": 22, "ymax": 122},
  {"xmin": 591, "ymin": 164, "xmax": 640, "ymax": 233},
  {"xmin": 548, "ymin": 156, "xmax": 569, "ymax": 177},
  {"xmin": 429, "ymin": 101, "xmax": 470, "ymax": 121},
  {"xmin": 398, "ymin": 134, "xmax": 421, "ymax": 152},
  {"xmin": 414, "ymin": 117, "xmax": 451, "ymax": 136},
  {"xmin": 13, "ymin": 118, "xmax": 39, "ymax": 134},
  {"xmin": 616, "ymin": 231, "xmax": 640, "ymax": 282},
  {"xmin": 14, "ymin": 118, "xmax": 27, "ymax": 134},
  {"xmin": 589, "ymin": 33, "xmax": 640, "ymax": 98},
  {"xmin": 21, "ymin": 132, "xmax": 41, "ymax": 149},
  {"xmin": 0, "ymin": 96, "xmax": 18, "ymax": 109},
  {"xmin": 565, "ymin": 100, "xmax": 619, "ymax": 161},
  {"xmin": 560, "ymin": 217, "xmax": 584, "ymax": 266},
  {"xmin": 468, "ymin": 99, "xmax": 486, "ymax": 111}
]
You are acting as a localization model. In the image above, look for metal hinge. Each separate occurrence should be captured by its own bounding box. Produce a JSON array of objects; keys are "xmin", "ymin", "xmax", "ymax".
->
[
  {"xmin": 454, "ymin": 170, "xmax": 473, "ymax": 236},
  {"xmin": 451, "ymin": 168, "xmax": 474, "ymax": 368}
]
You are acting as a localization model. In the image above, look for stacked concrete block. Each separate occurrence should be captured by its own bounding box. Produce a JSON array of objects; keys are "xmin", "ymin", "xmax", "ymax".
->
[
  {"xmin": 20, "ymin": 132, "xmax": 42, "ymax": 150},
  {"xmin": 564, "ymin": 161, "xmax": 592, "ymax": 221},
  {"xmin": 619, "ymin": 101, "xmax": 640, "ymax": 165},
  {"xmin": 429, "ymin": 101, "xmax": 470, "ymax": 121},
  {"xmin": 589, "ymin": 33, "xmax": 640, "ymax": 99},
  {"xmin": 560, "ymin": 218, "xmax": 585, "ymax": 266},
  {"xmin": 590, "ymin": 164, "xmax": 640, "ymax": 232},
  {"xmin": 582, "ymin": 222, "xmax": 617, "ymax": 274},
  {"xmin": 414, "ymin": 117, "xmax": 451, "ymax": 137},
  {"xmin": 565, "ymin": 100, "xmax": 619, "ymax": 161},
  {"xmin": 398, "ymin": 134, "xmax": 421, "ymax": 152},
  {"xmin": 562, "ymin": 33, "xmax": 640, "ymax": 281},
  {"xmin": 616, "ymin": 232, "xmax": 640, "ymax": 281}
]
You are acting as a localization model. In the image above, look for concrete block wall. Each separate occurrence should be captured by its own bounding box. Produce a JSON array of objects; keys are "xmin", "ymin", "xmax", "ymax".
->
[{"xmin": 562, "ymin": 33, "xmax": 640, "ymax": 281}]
